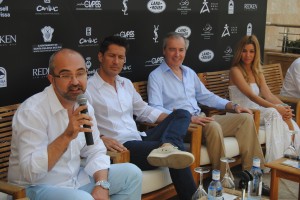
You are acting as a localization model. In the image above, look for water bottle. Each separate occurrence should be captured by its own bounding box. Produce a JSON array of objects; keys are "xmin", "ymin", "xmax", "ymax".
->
[
  {"xmin": 248, "ymin": 157, "xmax": 263, "ymax": 200},
  {"xmin": 208, "ymin": 170, "xmax": 223, "ymax": 200}
]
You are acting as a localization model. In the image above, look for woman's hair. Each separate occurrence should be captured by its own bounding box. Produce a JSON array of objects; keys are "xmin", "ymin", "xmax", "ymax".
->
[{"xmin": 231, "ymin": 35, "xmax": 263, "ymax": 87}]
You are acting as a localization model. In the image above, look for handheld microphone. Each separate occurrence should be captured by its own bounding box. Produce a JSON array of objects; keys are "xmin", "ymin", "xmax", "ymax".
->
[{"xmin": 76, "ymin": 94, "xmax": 94, "ymax": 146}]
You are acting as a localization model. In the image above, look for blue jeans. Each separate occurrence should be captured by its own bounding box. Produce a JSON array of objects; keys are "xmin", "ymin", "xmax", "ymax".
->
[
  {"xmin": 124, "ymin": 109, "xmax": 197, "ymax": 200},
  {"xmin": 25, "ymin": 163, "xmax": 142, "ymax": 200}
]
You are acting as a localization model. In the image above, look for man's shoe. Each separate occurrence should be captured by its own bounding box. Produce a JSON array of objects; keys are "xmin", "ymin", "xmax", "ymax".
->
[
  {"xmin": 262, "ymin": 182, "xmax": 270, "ymax": 196},
  {"xmin": 147, "ymin": 146, "xmax": 195, "ymax": 169}
]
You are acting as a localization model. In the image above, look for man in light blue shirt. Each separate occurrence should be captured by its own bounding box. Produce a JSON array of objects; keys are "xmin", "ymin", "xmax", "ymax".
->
[{"xmin": 148, "ymin": 32, "xmax": 265, "ymax": 175}]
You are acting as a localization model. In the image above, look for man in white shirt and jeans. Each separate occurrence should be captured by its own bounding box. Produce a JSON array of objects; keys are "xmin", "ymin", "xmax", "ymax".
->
[
  {"xmin": 8, "ymin": 48, "xmax": 142, "ymax": 200},
  {"xmin": 87, "ymin": 35, "xmax": 197, "ymax": 200}
]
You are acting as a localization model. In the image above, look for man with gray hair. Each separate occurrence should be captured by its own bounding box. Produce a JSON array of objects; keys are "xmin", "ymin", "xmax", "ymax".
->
[{"xmin": 148, "ymin": 32, "xmax": 265, "ymax": 176}]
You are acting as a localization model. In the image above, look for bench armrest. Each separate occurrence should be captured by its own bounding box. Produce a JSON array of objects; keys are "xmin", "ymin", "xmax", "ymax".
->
[
  {"xmin": 0, "ymin": 180, "xmax": 28, "ymax": 200},
  {"xmin": 107, "ymin": 150, "xmax": 130, "ymax": 163}
]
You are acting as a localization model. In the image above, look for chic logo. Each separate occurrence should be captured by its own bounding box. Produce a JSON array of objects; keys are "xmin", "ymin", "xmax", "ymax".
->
[
  {"xmin": 79, "ymin": 27, "xmax": 98, "ymax": 46},
  {"xmin": 175, "ymin": 26, "xmax": 191, "ymax": 38},
  {"xmin": 147, "ymin": 0, "xmax": 166, "ymax": 14},
  {"xmin": 199, "ymin": 50, "xmax": 214, "ymax": 62}
]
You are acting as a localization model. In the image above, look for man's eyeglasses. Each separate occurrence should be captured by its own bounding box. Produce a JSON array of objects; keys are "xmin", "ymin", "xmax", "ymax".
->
[{"xmin": 52, "ymin": 70, "xmax": 87, "ymax": 81}]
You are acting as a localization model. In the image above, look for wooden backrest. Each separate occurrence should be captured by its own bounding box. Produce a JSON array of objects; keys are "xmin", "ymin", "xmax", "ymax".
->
[
  {"xmin": 198, "ymin": 70, "xmax": 230, "ymax": 116},
  {"xmin": 198, "ymin": 70, "xmax": 230, "ymax": 99},
  {"xmin": 133, "ymin": 81, "xmax": 148, "ymax": 102},
  {"xmin": 0, "ymin": 104, "xmax": 20, "ymax": 181},
  {"xmin": 261, "ymin": 63, "xmax": 283, "ymax": 95}
]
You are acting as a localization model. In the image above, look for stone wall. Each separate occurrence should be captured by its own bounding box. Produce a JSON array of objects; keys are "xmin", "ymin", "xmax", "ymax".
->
[{"xmin": 265, "ymin": 0, "xmax": 300, "ymax": 51}]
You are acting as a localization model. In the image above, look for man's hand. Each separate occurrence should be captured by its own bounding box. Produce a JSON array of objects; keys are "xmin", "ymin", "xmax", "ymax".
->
[
  {"xmin": 234, "ymin": 105, "xmax": 253, "ymax": 114},
  {"xmin": 92, "ymin": 185, "xmax": 109, "ymax": 200},
  {"xmin": 191, "ymin": 116, "xmax": 214, "ymax": 126},
  {"xmin": 101, "ymin": 135, "xmax": 127, "ymax": 152},
  {"xmin": 65, "ymin": 105, "xmax": 93, "ymax": 140}
]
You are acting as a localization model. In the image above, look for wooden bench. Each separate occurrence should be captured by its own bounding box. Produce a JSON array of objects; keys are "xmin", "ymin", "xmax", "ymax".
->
[
  {"xmin": 0, "ymin": 102, "xmax": 200, "ymax": 200},
  {"xmin": 262, "ymin": 63, "xmax": 300, "ymax": 126},
  {"xmin": 0, "ymin": 104, "xmax": 28, "ymax": 200}
]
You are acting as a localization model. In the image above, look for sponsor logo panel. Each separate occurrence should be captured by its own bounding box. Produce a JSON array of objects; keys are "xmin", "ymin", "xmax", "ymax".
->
[
  {"xmin": 0, "ymin": 67, "xmax": 7, "ymax": 88},
  {"xmin": 199, "ymin": 49, "xmax": 214, "ymax": 62},
  {"xmin": 177, "ymin": 0, "xmax": 191, "ymax": 15},
  {"xmin": 145, "ymin": 56, "xmax": 164, "ymax": 67},
  {"xmin": 32, "ymin": 26, "xmax": 62, "ymax": 53},
  {"xmin": 0, "ymin": 34, "xmax": 17, "ymax": 47},
  {"xmin": 147, "ymin": 0, "xmax": 166, "ymax": 14},
  {"xmin": 35, "ymin": 0, "xmax": 60, "ymax": 15},
  {"xmin": 175, "ymin": 26, "xmax": 191, "ymax": 38},
  {"xmin": 0, "ymin": 0, "xmax": 11, "ymax": 18},
  {"xmin": 78, "ymin": 27, "xmax": 98, "ymax": 47},
  {"xmin": 201, "ymin": 23, "xmax": 214, "ymax": 40},
  {"xmin": 76, "ymin": 0, "xmax": 102, "ymax": 11}
]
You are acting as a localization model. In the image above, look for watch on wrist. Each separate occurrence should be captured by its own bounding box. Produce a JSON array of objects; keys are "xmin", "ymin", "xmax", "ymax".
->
[
  {"xmin": 95, "ymin": 180, "xmax": 110, "ymax": 190},
  {"xmin": 232, "ymin": 103, "xmax": 240, "ymax": 111}
]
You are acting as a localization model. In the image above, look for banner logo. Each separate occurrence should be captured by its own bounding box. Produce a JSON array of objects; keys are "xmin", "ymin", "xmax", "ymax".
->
[
  {"xmin": 33, "ymin": 67, "xmax": 49, "ymax": 79},
  {"xmin": 0, "ymin": 0, "xmax": 10, "ymax": 18},
  {"xmin": 0, "ymin": 34, "xmax": 17, "ymax": 47},
  {"xmin": 201, "ymin": 23, "xmax": 214, "ymax": 40},
  {"xmin": 147, "ymin": 0, "xmax": 166, "ymax": 14},
  {"xmin": 199, "ymin": 50, "xmax": 214, "ymax": 62},
  {"xmin": 244, "ymin": 3, "xmax": 258, "ymax": 11},
  {"xmin": 119, "ymin": 30, "xmax": 135, "ymax": 40},
  {"xmin": 200, "ymin": 0, "xmax": 210, "ymax": 13},
  {"xmin": 33, "ymin": 26, "xmax": 62, "ymax": 53},
  {"xmin": 153, "ymin": 25, "xmax": 159, "ymax": 43},
  {"xmin": 228, "ymin": 0, "xmax": 234, "ymax": 14},
  {"xmin": 246, "ymin": 23, "xmax": 252, "ymax": 36},
  {"xmin": 122, "ymin": 0, "xmax": 128, "ymax": 15},
  {"xmin": 41, "ymin": 26, "xmax": 54, "ymax": 42},
  {"xmin": 177, "ymin": 0, "xmax": 191, "ymax": 15},
  {"xmin": 79, "ymin": 27, "xmax": 98, "ymax": 47},
  {"xmin": 222, "ymin": 46, "xmax": 233, "ymax": 62},
  {"xmin": 175, "ymin": 26, "xmax": 191, "ymax": 38},
  {"xmin": 35, "ymin": 0, "xmax": 59, "ymax": 15},
  {"xmin": 76, "ymin": 0, "xmax": 102, "ymax": 11},
  {"xmin": 145, "ymin": 56, "xmax": 164, "ymax": 67},
  {"xmin": 85, "ymin": 57, "xmax": 97, "ymax": 78},
  {"xmin": 0, "ymin": 67, "xmax": 7, "ymax": 88}
]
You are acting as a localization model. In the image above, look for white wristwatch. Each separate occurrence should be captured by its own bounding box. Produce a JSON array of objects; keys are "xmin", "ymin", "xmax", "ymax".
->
[{"xmin": 95, "ymin": 180, "xmax": 110, "ymax": 190}]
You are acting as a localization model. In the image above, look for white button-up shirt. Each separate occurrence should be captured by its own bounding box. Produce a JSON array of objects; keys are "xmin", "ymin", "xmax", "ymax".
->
[
  {"xmin": 8, "ymin": 85, "xmax": 110, "ymax": 188},
  {"xmin": 86, "ymin": 72, "xmax": 162, "ymax": 144},
  {"xmin": 148, "ymin": 62, "xmax": 229, "ymax": 115},
  {"xmin": 281, "ymin": 58, "xmax": 300, "ymax": 98}
]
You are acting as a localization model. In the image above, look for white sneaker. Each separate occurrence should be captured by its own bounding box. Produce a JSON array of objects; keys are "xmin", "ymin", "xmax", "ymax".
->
[{"xmin": 147, "ymin": 146, "xmax": 195, "ymax": 169}]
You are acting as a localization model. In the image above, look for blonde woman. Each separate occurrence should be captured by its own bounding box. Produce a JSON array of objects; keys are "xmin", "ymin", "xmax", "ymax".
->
[{"xmin": 228, "ymin": 35, "xmax": 300, "ymax": 165}]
